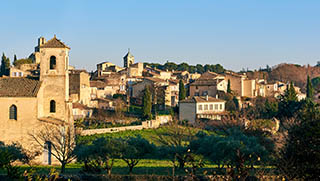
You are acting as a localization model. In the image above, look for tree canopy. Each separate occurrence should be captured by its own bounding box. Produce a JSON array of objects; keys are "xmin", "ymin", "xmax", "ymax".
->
[{"xmin": 144, "ymin": 61, "xmax": 225, "ymax": 74}]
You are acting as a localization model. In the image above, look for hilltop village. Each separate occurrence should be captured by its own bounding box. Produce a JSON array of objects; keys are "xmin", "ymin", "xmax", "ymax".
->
[{"xmin": 0, "ymin": 36, "xmax": 318, "ymax": 180}]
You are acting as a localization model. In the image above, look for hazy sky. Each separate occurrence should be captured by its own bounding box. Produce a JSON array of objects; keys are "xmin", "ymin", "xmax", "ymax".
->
[{"xmin": 1, "ymin": 0, "xmax": 319, "ymax": 71}]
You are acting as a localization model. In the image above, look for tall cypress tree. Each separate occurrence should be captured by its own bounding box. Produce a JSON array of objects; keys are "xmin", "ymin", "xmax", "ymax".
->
[
  {"xmin": 143, "ymin": 86, "xmax": 152, "ymax": 120},
  {"xmin": 306, "ymin": 75, "xmax": 314, "ymax": 99},
  {"xmin": 227, "ymin": 79, "xmax": 232, "ymax": 94},
  {"xmin": 0, "ymin": 53, "xmax": 10, "ymax": 76},
  {"xmin": 179, "ymin": 79, "xmax": 186, "ymax": 100}
]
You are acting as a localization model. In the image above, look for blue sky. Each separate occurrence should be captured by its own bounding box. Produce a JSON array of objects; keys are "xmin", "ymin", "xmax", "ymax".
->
[{"xmin": 1, "ymin": 0, "xmax": 319, "ymax": 71}]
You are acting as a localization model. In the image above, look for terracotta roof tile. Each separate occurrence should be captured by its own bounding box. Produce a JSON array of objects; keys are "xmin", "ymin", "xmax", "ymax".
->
[
  {"xmin": 180, "ymin": 96, "xmax": 225, "ymax": 103},
  {"xmin": 0, "ymin": 77, "xmax": 41, "ymax": 97},
  {"xmin": 40, "ymin": 36, "xmax": 70, "ymax": 49}
]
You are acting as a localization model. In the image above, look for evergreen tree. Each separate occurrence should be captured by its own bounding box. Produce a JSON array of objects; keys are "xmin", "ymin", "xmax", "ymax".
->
[
  {"xmin": 0, "ymin": 53, "xmax": 10, "ymax": 76},
  {"xmin": 142, "ymin": 86, "xmax": 152, "ymax": 120},
  {"xmin": 278, "ymin": 82, "xmax": 300, "ymax": 119},
  {"xmin": 227, "ymin": 79, "xmax": 232, "ymax": 94},
  {"xmin": 178, "ymin": 79, "xmax": 186, "ymax": 101},
  {"xmin": 306, "ymin": 75, "xmax": 314, "ymax": 99},
  {"xmin": 13, "ymin": 54, "xmax": 17, "ymax": 64}
]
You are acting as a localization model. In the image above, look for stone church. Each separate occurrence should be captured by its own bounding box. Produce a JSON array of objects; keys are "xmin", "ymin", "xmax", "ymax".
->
[{"xmin": 0, "ymin": 36, "xmax": 73, "ymax": 164}]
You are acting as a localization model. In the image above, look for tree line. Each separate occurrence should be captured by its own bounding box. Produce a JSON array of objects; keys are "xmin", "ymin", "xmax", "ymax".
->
[{"xmin": 144, "ymin": 61, "xmax": 225, "ymax": 74}]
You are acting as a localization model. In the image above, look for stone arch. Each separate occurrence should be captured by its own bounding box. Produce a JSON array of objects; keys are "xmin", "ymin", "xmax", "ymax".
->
[
  {"xmin": 9, "ymin": 105, "xmax": 17, "ymax": 120},
  {"xmin": 50, "ymin": 56, "xmax": 56, "ymax": 69}
]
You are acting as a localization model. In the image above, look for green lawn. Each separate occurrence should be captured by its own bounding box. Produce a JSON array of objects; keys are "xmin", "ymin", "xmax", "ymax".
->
[{"xmin": 0, "ymin": 159, "xmax": 222, "ymax": 176}]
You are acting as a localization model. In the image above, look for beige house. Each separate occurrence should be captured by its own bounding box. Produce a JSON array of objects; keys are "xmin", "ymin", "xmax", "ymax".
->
[
  {"xmin": 72, "ymin": 103, "xmax": 92, "ymax": 120},
  {"xmin": 128, "ymin": 62, "xmax": 144, "ymax": 77},
  {"xmin": 0, "ymin": 36, "xmax": 74, "ymax": 165},
  {"xmin": 144, "ymin": 66, "xmax": 172, "ymax": 80},
  {"xmin": 69, "ymin": 69, "xmax": 91, "ymax": 106},
  {"xmin": 179, "ymin": 96, "xmax": 226, "ymax": 124},
  {"xmin": 96, "ymin": 61, "xmax": 124, "ymax": 76},
  {"xmin": 189, "ymin": 72, "xmax": 227, "ymax": 97},
  {"xmin": 131, "ymin": 77, "xmax": 179, "ymax": 107}
]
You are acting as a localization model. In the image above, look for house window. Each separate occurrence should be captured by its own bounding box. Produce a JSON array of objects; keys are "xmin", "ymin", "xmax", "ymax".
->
[
  {"xmin": 198, "ymin": 105, "xmax": 202, "ymax": 111},
  {"xmin": 50, "ymin": 100, "xmax": 56, "ymax": 113},
  {"xmin": 220, "ymin": 104, "xmax": 223, "ymax": 110},
  {"xmin": 204, "ymin": 104, "xmax": 208, "ymax": 110},
  {"xmin": 210, "ymin": 104, "xmax": 213, "ymax": 110},
  {"xmin": 9, "ymin": 105, "xmax": 17, "ymax": 120},
  {"xmin": 50, "ymin": 56, "xmax": 56, "ymax": 69},
  {"xmin": 215, "ymin": 104, "xmax": 218, "ymax": 110}
]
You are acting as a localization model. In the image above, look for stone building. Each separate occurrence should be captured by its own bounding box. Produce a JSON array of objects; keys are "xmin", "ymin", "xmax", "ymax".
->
[
  {"xmin": 189, "ymin": 72, "xmax": 227, "ymax": 97},
  {"xmin": 123, "ymin": 49, "xmax": 134, "ymax": 68},
  {"xmin": 179, "ymin": 96, "xmax": 226, "ymax": 124},
  {"xmin": 69, "ymin": 69, "xmax": 91, "ymax": 106},
  {"xmin": 0, "ymin": 36, "xmax": 73, "ymax": 165}
]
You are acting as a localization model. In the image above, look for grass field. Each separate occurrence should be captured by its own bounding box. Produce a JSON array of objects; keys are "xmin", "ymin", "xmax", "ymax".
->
[{"xmin": 0, "ymin": 159, "xmax": 223, "ymax": 176}]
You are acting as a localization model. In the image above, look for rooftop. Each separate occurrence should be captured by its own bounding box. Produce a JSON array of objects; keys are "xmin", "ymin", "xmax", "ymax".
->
[
  {"xmin": 0, "ymin": 77, "xmax": 41, "ymax": 97},
  {"xmin": 40, "ymin": 35, "xmax": 70, "ymax": 49},
  {"xmin": 180, "ymin": 96, "xmax": 225, "ymax": 103}
]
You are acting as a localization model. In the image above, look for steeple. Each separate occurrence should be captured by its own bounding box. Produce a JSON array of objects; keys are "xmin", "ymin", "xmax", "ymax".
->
[{"xmin": 123, "ymin": 49, "xmax": 134, "ymax": 68}]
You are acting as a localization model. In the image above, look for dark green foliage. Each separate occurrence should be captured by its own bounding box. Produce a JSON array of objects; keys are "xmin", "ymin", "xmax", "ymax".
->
[
  {"xmin": 0, "ymin": 53, "xmax": 10, "ymax": 76},
  {"xmin": 113, "ymin": 94, "xmax": 126, "ymax": 101},
  {"xmin": 144, "ymin": 61, "xmax": 225, "ymax": 74},
  {"xmin": 191, "ymin": 127, "xmax": 272, "ymax": 179},
  {"xmin": 278, "ymin": 82, "xmax": 300, "ymax": 119},
  {"xmin": 154, "ymin": 122, "xmax": 195, "ymax": 169},
  {"xmin": 75, "ymin": 137, "xmax": 121, "ymax": 176},
  {"xmin": 306, "ymin": 75, "xmax": 314, "ymax": 99},
  {"xmin": 0, "ymin": 142, "xmax": 27, "ymax": 178},
  {"xmin": 222, "ymin": 93, "xmax": 237, "ymax": 113},
  {"xmin": 243, "ymin": 97, "xmax": 278, "ymax": 119},
  {"xmin": 227, "ymin": 79, "xmax": 231, "ymax": 94},
  {"xmin": 277, "ymin": 119, "xmax": 320, "ymax": 180},
  {"xmin": 119, "ymin": 137, "xmax": 155, "ymax": 173},
  {"xmin": 12, "ymin": 58, "xmax": 33, "ymax": 67},
  {"xmin": 311, "ymin": 77, "xmax": 320, "ymax": 90},
  {"xmin": 178, "ymin": 80, "xmax": 186, "ymax": 101},
  {"xmin": 13, "ymin": 54, "xmax": 17, "ymax": 63},
  {"xmin": 142, "ymin": 86, "xmax": 152, "ymax": 120},
  {"xmin": 297, "ymin": 99, "xmax": 320, "ymax": 122}
]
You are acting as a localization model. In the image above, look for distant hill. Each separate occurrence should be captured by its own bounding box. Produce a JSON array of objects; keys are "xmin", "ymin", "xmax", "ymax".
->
[{"xmin": 246, "ymin": 63, "xmax": 320, "ymax": 92}]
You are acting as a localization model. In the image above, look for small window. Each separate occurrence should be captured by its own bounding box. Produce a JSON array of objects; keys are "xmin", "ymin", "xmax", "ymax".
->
[
  {"xmin": 198, "ymin": 105, "xmax": 202, "ymax": 111},
  {"xmin": 220, "ymin": 104, "xmax": 223, "ymax": 110},
  {"xmin": 50, "ymin": 100, "xmax": 56, "ymax": 113},
  {"xmin": 9, "ymin": 105, "xmax": 17, "ymax": 120},
  {"xmin": 215, "ymin": 104, "xmax": 218, "ymax": 110},
  {"xmin": 210, "ymin": 104, "xmax": 213, "ymax": 110},
  {"xmin": 204, "ymin": 104, "xmax": 208, "ymax": 110},
  {"xmin": 50, "ymin": 56, "xmax": 56, "ymax": 69}
]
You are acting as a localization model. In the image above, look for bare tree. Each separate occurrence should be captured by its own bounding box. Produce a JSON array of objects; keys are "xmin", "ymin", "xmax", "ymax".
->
[{"xmin": 29, "ymin": 123, "xmax": 76, "ymax": 173}]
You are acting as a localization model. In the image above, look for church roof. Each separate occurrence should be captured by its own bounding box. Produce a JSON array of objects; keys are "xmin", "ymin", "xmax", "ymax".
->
[
  {"xmin": 40, "ymin": 35, "xmax": 70, "ymax": 49},
  {"xmin": 123, "ymin": 49, "xmax": 134, "ymax": 58},
  {"xmin": 0, "ymin": 77, "xmax": 42, "ymax": 97}
]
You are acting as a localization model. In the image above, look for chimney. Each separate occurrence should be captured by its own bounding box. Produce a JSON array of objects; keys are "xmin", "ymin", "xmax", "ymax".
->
[
  {"xmin": 206, "ymin": 95, "xmax": 209, "ymax": 101},
  {"xmin": 216, "ymin": 94, "xmax": 219, "ymax": 99}
]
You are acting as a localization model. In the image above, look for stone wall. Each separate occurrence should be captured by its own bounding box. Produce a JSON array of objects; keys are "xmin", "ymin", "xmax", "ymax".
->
[{"xmin": 80, "ymin": 115, "xmax": 172, "ymax": 136}]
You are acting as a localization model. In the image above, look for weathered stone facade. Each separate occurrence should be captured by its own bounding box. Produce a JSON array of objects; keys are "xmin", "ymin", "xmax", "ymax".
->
[{"xmin": 0, "ymin": 36, "xmax": 74, "ymax": 165}]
